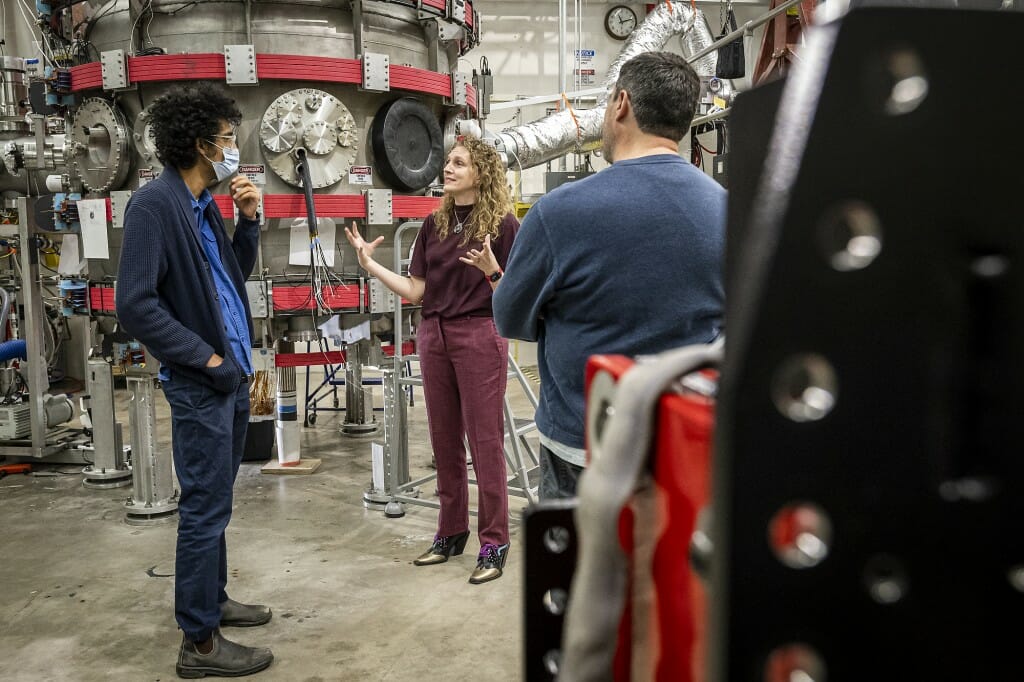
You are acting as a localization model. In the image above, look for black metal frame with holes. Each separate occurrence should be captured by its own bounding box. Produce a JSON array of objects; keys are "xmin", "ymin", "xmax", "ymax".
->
[{"xmin": 713, "ymin": 7, "xmax": 1024, "ymax": 681}]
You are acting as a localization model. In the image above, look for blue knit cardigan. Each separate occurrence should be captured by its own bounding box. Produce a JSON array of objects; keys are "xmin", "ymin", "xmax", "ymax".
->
[{"xmin": 115, "ymin": 166, "xmax": 260, "ymax": 393}]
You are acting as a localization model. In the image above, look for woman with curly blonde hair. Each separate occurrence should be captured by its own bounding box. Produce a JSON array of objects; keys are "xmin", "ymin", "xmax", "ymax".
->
[{"xmin": 345, "ymin": 136, "xmax": 518, "ymax": 584}]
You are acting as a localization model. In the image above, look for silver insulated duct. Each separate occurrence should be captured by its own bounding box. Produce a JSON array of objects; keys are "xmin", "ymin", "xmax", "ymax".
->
[{"xmin": 496, "ymin": 1, "xmax": 718, "ymax": 170}]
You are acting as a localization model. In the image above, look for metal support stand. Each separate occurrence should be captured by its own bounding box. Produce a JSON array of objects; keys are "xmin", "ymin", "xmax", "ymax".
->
[
  {"xmin": 375, "ymin": 354, "xmax": 540, "ymax": 514},
  {"xmin": 341, "ymin": 339, "xmax": 379, "ymax": 436},
  {"xmin": 124, "ymin": 376, "xmax": 178, "ymax": 524},
  {"xmin": 382, "ymin": 364, "xmax": 409, "ymax": 517},
  {"xmin": 365, "ymin": 362, "xmax": 415, "ymax": 511},
  {"xmin": 0, "ymin": 197, "xmax": 72, "ymax": 460},
  {"xmin": 81, "ymin": 359, "xmax": 132, "ymax": 489}
]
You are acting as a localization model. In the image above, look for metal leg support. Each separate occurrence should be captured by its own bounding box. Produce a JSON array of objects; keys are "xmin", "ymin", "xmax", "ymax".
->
[{"xmin": 124, "ymin": 376, "xmax": 178, "ymax": 525}]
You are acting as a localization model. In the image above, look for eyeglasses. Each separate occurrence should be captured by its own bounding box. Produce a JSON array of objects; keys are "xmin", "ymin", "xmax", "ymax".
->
[{"xmin": 207, "ymin": 132, "xmax": 237, "ymax": 147}]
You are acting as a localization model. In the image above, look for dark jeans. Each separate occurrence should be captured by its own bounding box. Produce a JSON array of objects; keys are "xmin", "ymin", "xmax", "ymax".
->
[
  {"xmin": 418, "ymin": 315, "xmax": 510, "ymax": 548},
  {"xmin": 539, "ymin": 444, "xmax": 583, "ymax": 500},
  {"xmin": 163, "ymin": 373, "xmax": 250, "ymax": 642}
]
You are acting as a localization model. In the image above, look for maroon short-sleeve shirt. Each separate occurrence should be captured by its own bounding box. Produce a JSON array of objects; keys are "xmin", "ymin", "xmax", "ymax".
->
[{"xmin": 409, "ymin": 209, "xmax": 519, "ymax": 319}]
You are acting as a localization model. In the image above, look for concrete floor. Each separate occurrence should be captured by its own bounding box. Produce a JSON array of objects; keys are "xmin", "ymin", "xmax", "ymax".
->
[{"xmin": 0, "ymin": 368, "xmax": 536, "ymax": 681}]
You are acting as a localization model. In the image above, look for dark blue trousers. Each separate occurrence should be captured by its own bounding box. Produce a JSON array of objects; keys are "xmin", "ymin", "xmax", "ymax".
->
[
  {"xmin": 539, "ymin": 444, "xmax": 583, "ymax": 500},
  {"xmin": 163, "ymin": 374, "xmax": 249, "ymax": 642}
]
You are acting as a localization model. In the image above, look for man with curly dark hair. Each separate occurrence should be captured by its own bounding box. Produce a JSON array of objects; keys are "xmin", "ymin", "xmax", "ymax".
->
[{"xmin": 115, "ymin": 81, "xmax": 273, "ymax": 678}]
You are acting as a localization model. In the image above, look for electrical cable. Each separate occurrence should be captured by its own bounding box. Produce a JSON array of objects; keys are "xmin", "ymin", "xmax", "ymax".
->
[
  {"xmin": 295, "ymin": 149, "xmax": 349, "ymax": 322},
  {"xmin": 690, "ymin": 128, "xmax": 704, "ymax": 168},
  {"xmin": 128, "ymin": 0, "xmax": 153, "ymax": 56},
  {"xmin": 295, "ymin": 149, "xmax": 324, "ymax": 319},
  {"xmin": 13, "ymin": 0, "xmax": 51, "ymax": 67},
  {"xmin": 0, "ymin": 0, "xmax": 7, "ymax": 57},
  {"xmin": 79, "ymin": 0, "xmax": 122, "ymax": 41},
  {"xmin": 293, "ymin": 150, "xmax": 345, "ymax": 368},
  {"xmin": 296, "ymin": 149, "xmax": 316, "ymax": 236}
]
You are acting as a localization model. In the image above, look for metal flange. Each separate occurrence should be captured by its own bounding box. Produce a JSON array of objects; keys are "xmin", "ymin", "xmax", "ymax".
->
[
  {"xmin": 260, "ymin": 88, "xmax": 358, "ymax": 189},
  {"xmin": 132, "ymin": 106, "xmax": 164, "ymax": 173},
  {"xmin": 69, "ymin": 97, "xmax": 131, "ymax": 192}
]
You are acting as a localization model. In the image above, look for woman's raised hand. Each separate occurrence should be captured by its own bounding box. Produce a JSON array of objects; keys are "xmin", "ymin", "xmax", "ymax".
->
[
  {"xmin": 459, "ymin": 234, "xmax": 500, "ymax": 276},
  {"xmin": 344, "ymin": 221, "xmax": 384, "ymax": 268}
]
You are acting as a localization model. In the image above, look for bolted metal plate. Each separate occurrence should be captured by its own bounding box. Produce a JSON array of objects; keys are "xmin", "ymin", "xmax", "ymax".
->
[
  {"xmin": 449, "ymin": 71, "xmax": 468, "ymax": 108},
  {"xmin": 69, "ymin": 97, "xmax": 131, "ymax": 192},
  {"xmin": 224, "ymin": 44, "xmax": 258, "ymax": 85},
  {"xmin": 362, "ymin": 52, "xmax": 391, "ymax": 93},
  {"xmin": 132, "ymin": 106, "xmax": 163, "ymax": 173},
  {"xmin": 260, "ymin": 88, "xmax": 358, "ymax": 189},
  {"xmin": 365, "ymin": 188, "xmax": 392, "ymax": 226},
  {"xmin": 109, "ymin": 190, "xmax": 132, "ymax": 228},
  {"xmin": 100, "ymin": 49, "xmax": 127, "ymax": 90},
  {"xmin": 303, "ymin": 120, "xmax": 336, "ymax": 156}
]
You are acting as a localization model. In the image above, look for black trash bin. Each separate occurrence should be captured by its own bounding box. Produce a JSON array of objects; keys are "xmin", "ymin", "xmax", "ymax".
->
[{"xmin": 243, "ymin": 419, "xmax": 275, "ymax": 462}]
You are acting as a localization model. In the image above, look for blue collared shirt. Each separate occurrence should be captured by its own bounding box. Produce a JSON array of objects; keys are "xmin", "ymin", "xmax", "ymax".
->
[{"xmin": 159, "ymin": 191, "xmax": 253, "ymax": 381}]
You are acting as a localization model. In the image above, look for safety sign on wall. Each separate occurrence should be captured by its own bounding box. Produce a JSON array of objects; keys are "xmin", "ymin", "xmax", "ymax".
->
[
  {"xmin": 575, "ymin": 48, "xmax": 596, "ymax": 85},
  {"xmin": 349, "ymin": 165, "xmax": 373, "ymax": 185},
  {"xmin": 240, "ymin": 164, "xmax": 267, "ymax": 186},
  {"xmin": 575, "ymin": 68, "xmax": 596, "ymax": 85}
]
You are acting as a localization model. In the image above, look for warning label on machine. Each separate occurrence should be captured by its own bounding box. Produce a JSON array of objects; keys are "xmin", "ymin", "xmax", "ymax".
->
[
  {"xmin": 240, "ymin": 164, "xmax": 266, "ymax": 185},
  {"xmin": 349, "ymin": 166, "xmax": 373, "ymax": 185},
  {"xmin": 138, "ymin": 168, "xmax": 156, "ymax": 186}
]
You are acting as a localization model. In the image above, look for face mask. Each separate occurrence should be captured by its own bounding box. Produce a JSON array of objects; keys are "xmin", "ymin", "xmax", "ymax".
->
[{"xmin": 202, "ymin": 142, "xmax": 240, "ymax": 182}]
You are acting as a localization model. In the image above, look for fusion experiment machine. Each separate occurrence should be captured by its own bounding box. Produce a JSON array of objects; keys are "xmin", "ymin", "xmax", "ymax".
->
[{"xmin": 0, "ymin": 0, "xmax": 723, "ymax": 520}]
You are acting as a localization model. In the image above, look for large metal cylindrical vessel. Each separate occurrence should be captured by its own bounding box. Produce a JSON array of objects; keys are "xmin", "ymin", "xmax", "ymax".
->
[{"xmin": 74, "ymin": 0, "xmax": 477, "ymax": 286}]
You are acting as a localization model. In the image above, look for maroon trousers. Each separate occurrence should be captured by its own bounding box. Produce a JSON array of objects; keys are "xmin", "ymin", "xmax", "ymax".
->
[{"xmin": 417, "ymin": 315, "xmax": 510, "ymax": 548}]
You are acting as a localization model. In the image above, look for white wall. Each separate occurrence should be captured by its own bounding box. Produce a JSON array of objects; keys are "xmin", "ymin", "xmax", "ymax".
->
[
  {"xmin": 472, "ymin": 1, "xmax": 771, "ymax": 196},
  {"xmin": 2, "ymin": 0, "xmax": 44, "ymax": 59}
]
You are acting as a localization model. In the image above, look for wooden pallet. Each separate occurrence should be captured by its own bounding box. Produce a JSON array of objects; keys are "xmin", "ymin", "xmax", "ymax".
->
[{"xmin": 260, "ymin": 458, "xmax": 322, "ymax": 475}]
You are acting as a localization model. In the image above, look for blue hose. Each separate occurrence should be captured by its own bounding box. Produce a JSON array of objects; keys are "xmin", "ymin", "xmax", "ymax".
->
[{"xmin": 0, "ymin": 339, "xmax": 27, "ymax": 363}]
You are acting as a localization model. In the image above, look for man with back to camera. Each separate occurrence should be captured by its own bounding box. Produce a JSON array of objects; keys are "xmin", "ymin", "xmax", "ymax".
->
[
  {"xmin": 493, "ymin": 51, "xmax": 726, "ymax": 499},
  {"xmin": 115, "ymin": 82, "xmax": 274, "ymax": 678}
]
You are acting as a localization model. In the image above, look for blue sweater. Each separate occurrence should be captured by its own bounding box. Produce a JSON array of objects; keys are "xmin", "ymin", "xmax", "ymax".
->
[
  {"xmin": 493, "ymin": 154, "xmax": 725, "ymax": 450},
  {"xmin": 115, "ymin": 166, "xmax": 260, "ymax": 393}
]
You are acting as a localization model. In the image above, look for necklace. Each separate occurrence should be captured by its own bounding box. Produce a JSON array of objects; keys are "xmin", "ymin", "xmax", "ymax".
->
[{"xmin": 453, "ymin": 206, "xmax": 473, "ymax": 234}]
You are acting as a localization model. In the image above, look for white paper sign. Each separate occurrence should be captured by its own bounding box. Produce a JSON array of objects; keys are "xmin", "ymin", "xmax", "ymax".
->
[
  {"xmin": 288, "ymin": 217, "xmax": 336, "ymax": 266},
  {"xmin": 371, "ymin": 442, "xmax": 385, "ymax": 491},
  {"xmin": 138, "ymin": 168, "xmax": 155, "ymax": 186},
  {"xmin": 57, "ymin": 233, "xmax": 84, "ymax": 275},
  {"xmin": 251, "ymin": 347, "xmax": 275, "ymax": 372},
  {"xmin": 317, "ymin": 316, "xmax": 370, "ymax": 346},
  {"xmin": 77, "ymin": 198, "xmax": 109, "ymax": 259},
  {"xmin": 342, "ymin": 319, "xmax": 371, "ymax": 345}
]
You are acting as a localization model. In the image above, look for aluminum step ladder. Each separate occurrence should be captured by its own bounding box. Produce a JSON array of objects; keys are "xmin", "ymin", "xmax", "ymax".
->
[{"xmin": 502, "ymin": 356, "xmax": 540, "ymax": 503}]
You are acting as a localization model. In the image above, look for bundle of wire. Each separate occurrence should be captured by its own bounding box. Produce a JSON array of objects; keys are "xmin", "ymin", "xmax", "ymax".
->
[
  {"xmin": 308, "ymin": 230, "xmax": 348, "ymax": 314},
  {"xmin": 249, "ymin": 370, "xmax": 275, "ymax": 416},
  {"xmin": 296, "ymin": 149, "xmax": 348, "ymax": 316}
]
